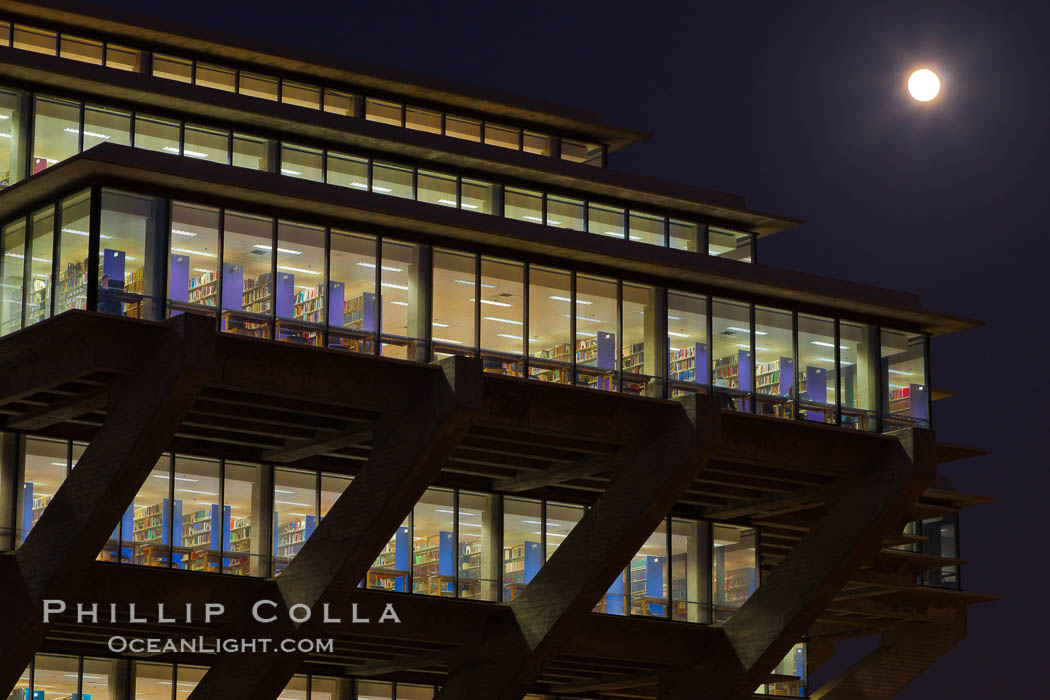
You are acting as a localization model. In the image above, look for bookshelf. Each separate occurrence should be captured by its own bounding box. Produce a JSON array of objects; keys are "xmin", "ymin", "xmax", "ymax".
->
[
  {"xmin": 54, "ymin": 259, "xmax": 88, "ymax": 313},
  {"xmin": 412, "ymin": 531, "xmax": 455, "ymax": 596},
  {"xmin": 629, "ymin": 556, "xmax": 666, "ymax": 617},
  {"xmin": 503, "ymin": 540, "xmax": 542, "ymax": 601},
  {"xmin": 622, "ymin": 341, "xmax": 645, "ymax": 375},
  {"xmin": 293, "ymin": 284, "xmax": 324, "ymax": 323},
  {"xmin": 0, "ymin": 271, "xmax": 21, "ymax": 336},
  {"xmin": 180, "ymin": 504, "xmax": 231, "ymax": 572},
  {"xmin": 243, "ymin": 273, "xmax": 273, "ymax": 314},
  {"xmin": 130, "ymin": 499, "xmax": 183, "ymax": 567},
  {"xmin": 368, "ymin": 525, "xmax": 409, "ymax": 591},
  {"xmin": 24, "ymin": 277, "xmax": 49, "ymax": 326},
  {"xmin": 669, "ymin": 342, "xmax": 708, "ymax": 384},
  {"xmin": 274, "ymin": 515, "xmax": 316, "ymax": 560}
]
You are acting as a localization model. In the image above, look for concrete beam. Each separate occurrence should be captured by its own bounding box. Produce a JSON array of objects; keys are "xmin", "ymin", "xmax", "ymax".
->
[
  {"xmin": 260, "ymin": 425, "xmax": 374, "ymax": 463},
  {"xmin": 6, "ymin": 388, "xmax": 109, "ymax": 431},
  {"xmin": 492, "ymin": 451, "xmax": 627, "ymax": 493}
]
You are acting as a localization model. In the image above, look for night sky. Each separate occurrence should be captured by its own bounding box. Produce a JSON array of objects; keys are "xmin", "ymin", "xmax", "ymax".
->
[{"xmin": 89, "ymin": 0, "xmax": 1048, "ymax": 695}]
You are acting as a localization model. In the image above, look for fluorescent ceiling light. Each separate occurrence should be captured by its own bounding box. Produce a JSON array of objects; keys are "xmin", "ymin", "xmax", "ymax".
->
[
  {"xmin": 810, "ymin": 341, "xmax": 848, "ymax": 349},
  {"xmin": 274, "ymin": 489, "xmax": 295, "ymax": 494},
  {"xmin": 521, "ymin": 215, "xmax": 542, "ymax": 223},
  {"xmin": 667, "ymin": 331, "xmax": 690, "ymax": 338},
  {"xmin": 461, "ymin": 203, "xmax": 479, "ymax": 209},
  {"xmin": 381, "ymin": 282, "xmax": 408, "ymax": 290},
  {"xmin": 171, "ymin": 229, "xmax": 198, "ymax": 237},
  {"xmin": 888, "ymin": 369, "xmax": 913, "ymax": 375},
  {"xmin": 484, "ymin": 316, "xmax": 522, "ymax": 326},
  {"xmin": 577, "ymin": 331, "xmax": 597, "ymax": 337},
  {"xmin": 726, "ymin": 326, "xmax": 767, "ymax": 335},
  {"xmin": 372, "ymin": 186, "xmax": 392, "ymax": 193},
  {"xmin": 432, "ymin": 337, "xmax": 463, "ymax": 344},
  {"xmin": 63, "ymin": 127, "xmax": 111, "ymax": 139},
  {"xmin": 496, "ymin": 333, "xmax": 522, "ymax": 340},
  {"xmin": 192, "ymin": 268, "xmax": 212, "ymax": 273},
  {"xmin": 437, "ymin": 198, "xmax": 458, "ymax": 206},
  {"xmin": 278, "ymin": 265, "xmax": 321, "ymax": 276},
  {"xmin": 455, "ymin": 279, "xmax": 498, "ymax": 288},
  {"xmin": 470, "ymin": 298, "xmax": 512, "ymax": 307},
  {"xmin": 175, "ymin": 488, "xmax": 218, "ymax": 496},
  {"xmin": 549, "ymin": 295, "xmax": 592, "ymax": 305},
  {"xmin": 547, "ymin": 219, "xmax": 563, "ymax": 225},
  {"xmin": 153, "ymin": 474, "xmax": 199, "ymax": 482},
  {"xmin": 171, "ymin": 247, "xmax": 216, "ymax": 258},
  {"xmin": 274, "ymin": 500, "xmax": 312, "ymax": 507},
  {"xmin": 61, "ymin": 227, "xmax": 112, "ymax": 240},
  {"xmin": 356, "ymin": 262, "xmax": 402, "ymax": 272},
  {"xmin": 432, "ymin": 322, "xmax": 449, "ymax": 327},
  {"xmin": 253, "ymin": 244, "xmax": 302, "ymax": 255},
  {"xmin": 390, "ymin": 300, "xmax": 408, "ymax": 306},
  {"xmin": 563, "ymin": 314, "xmax": 602, "ymax": 323},
  {"xmin": 280, "ymin": 168, "xmax": 302, "ymax": 176},
  {"xmin": 667, "ymin": 315, "xmax": 682, "ymax": 320}
]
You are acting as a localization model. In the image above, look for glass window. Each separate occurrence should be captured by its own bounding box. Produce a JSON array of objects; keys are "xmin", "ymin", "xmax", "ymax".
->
[
  {"xmin": 406, "ymin": 106, "xmax": 441, "ymax": 134},
  {"xmin": 24, "ymin": 206, "xmax": 54, "ymax": 328},
  {"xmin": 99, "ymin": 190, "xmax": 163, "ymax": 320},
  {"xmin": 712, "ymin": 524, "xmax": 757, "ymax": 622},
  {"xmin": 881, "ymin": 329, "xmax": 928, "ymax": 430},
  {"xmin": 233, "ymin": 133, "xmax": 271, "ymax": 171},
  {"xmin": 561, "ymin": 138, "xmax": 603, "ymax": 165},
  {"xmin": 357, "ymin": 680, "xmax": 393, "ymax": 699},
  {"xmin": 125, "ymin": 456, "xmax": 174, "ymax": 568},
  {"xmin": 484, "ymin": 123, "xmax": 519, "ymax": 150},
  {"xmin": 168, "ymin": 202, "xmax": 220, "ymax": 316},
  {"xmin": 458, "ymin": 491, "xmax": 498, "ymax": 601},
  {"xmin": 31, "ymin": 655, "xmax": 78, "ymax": 697},
  {"xmin": 222, "ymin": 210, "xmax": 273, "ymax": 338},
  {"xmin": 760, "ymin": 644, "xmax": 807, "ymax": 696},
  {"xmin": 445, "ymin": 114, "xmax": 481, "ymax": 141},
  {"xmin": 323, "ymin": 89, "xmax": 356, "ymax": 117},
  {"xmin": 667, "ymin": 291, "xmax": 708, "ymax": 394},
  {"xmin": 369, "ymin": 514, "xmax": 410, "ymax": 593},
  {"xmin": 0, "ymin": 21, "xmax": 8, "ymax": 47},
  {"xmin": 712, "ymin": 299, "xmax": 752, "ymax": 411},
  {"xmin": 282, "ymin": 81, "xmax": 321, "ymax": 110},
  {"xmin": 19, "ymin": 438, "xmax": 68, "ymax": 545},
  {"xmin": 523, "ymin": 131, "xmax": 551, "ymax": 156},
  {"xmin": 171, "ymin": 456, "xmax": 222, "ymax": 573},
  {"xmin": 709, "ymin": 227, "xmax": 753, "ymax": 262},
  {"xmin": 629, "ymin": 211, "xmax": 665, "ymax": 246},
  {"xmin": 175, "ymin": 665, "xmax": 207, "ymax": 695},
  {"xmin": 84, "ymin": 104, "xmax": 132, "ymax": 148},
  {"xmin": 239, "ymin": 72, "xmax": 279, "ymax": 101},
  {"xmin": 276, "ymin": 220, "xmax": 325, "ymax": 346},
  {"xmin": 320, "ymin": 473, "xmax": 351, "ymax": 520},
  {"xmin": 461, "ymin": 178, "xmax": 495, "ymax": 214},
  {"xmin": 106, "ymin": 44, "xmax": 143, "ymax": 72},
  {"xmin": 380, "ymin": 239, "xmax": 425, "ymax": 360},
  {"xmin": 12, "ymin": 25, "xmax": 56, "ymax": 55},
  {"xmin": 840, "ymin": 321, "xmax": 878, "ymax": 431},
  {"xmin": 82, "ymin": 657, "xmax": 123, "ymax": 699},
  {"xmin": 32, "ymin": 95, "xmax": 80, "ymax": 173},
  {"xmin": 587, "ymin": 203, "xmax": 625, "ymax": 239},
  {"xmin": 329, "ymin": 229, "xmax": 377, "ymax": 353},
  {"xmin": 432, "ymin": 249, "xmax": 475, "ymax": 357},
  {"xmin": 280, "ymin": 675, "xmax": 309, "ymax": 700},
  {"xmin": 671, "ymin": 518, "xmax": 709, "ymax": 623},
  {"xmin": 311, "ymin": 677, "xmax": 350, "ymax": 699},
  {"xmin": 60, "ymin": 34, "xmax": 103, "ymax": 64},
  {"xmin": 152, "ymin": 53, "xmax": 192, "ymax": 82},
  {"xmin": 754, "ymin": 306, "xmax": 794, "ymax": 420},
  {"xmin": 397, "ymin": 684, "xmax": 435, "ymax": 699},
  {"xmin": 503, "ymin": 497, "xmax": 542, "ymax": 601},
  {"xmin": 0, "ymin": 88, "xmax": 27, "ymax": 187},
  {"xmin": 281, "ymin": 143, "xmax": 323, "ymax": 182},
  {"xmin": 273, "ymin": 468, "xmax": 317, "ymax": 576},
  {"xmin": 480, "ymin": 257, "xmax": 524, "ymax": 376},
  {"xmin": 184, "ymin": 124, "xmax": 229, "ymax": 163},
  {"xmin": 544, "ymin": 502, "xmax": 583, "ymax": 562},
  {"xmin": 622, "ymin": 282, "xmax": 660, "ymax": 397},
  {"xmin": 133, "ymin": 661, "xmax": 173, "ymax": 700},
  {"xmin": 505, "ymin": 187, "xmax": 543, "ymax": 224},
  {"xmin": 418, "ymin": 170, "xmax": 458, "ymax": 208},
  {"xmin": 1, "ymin": 218, "xmax": 26, "ymax": 336},
  {"xmin": 546, "ymin": 195, "xmax": 584, "ymax": 230},
  {"xmin": 919, "ymin": 515, "xmax": 959, "ymax": 587},
  {"xmin": 798, "ymin": 314, "xmax": 837, "ymax": 424},
  {"xmin": 327, "ymin": 151, "xmax": 368, "ymax": 190},
  {"xmin": 365, "ymin": 98, "xmax": 402, "ymax": 126},
  {"xmin": 629, "ymin": 522, "xmax": 668, "ymax": 618},
  {"xmin": 528, "ymin": 266, "xmax": 572, "ymax": 384},
  {"xmin": 372, "ymin": 160, "xmax": 413, "ymax": 199},
  {"xmin": 56, "ymin": 190, "xmax": 91, "ymax": 315},
  {"xmin": 134, "ymin": 114, "xmax": 180, "ymax": 155},
  {"xmin": 412, "ymin": 488, "xmax": 455, "ymax": 597},
  {"xmin": 225, "ymin": 462, "xmax": 263, "ymax": 576},
  {"xmin": 196, "ymin": 62, "xmax": 236, "ymax": 92},
  {"xmin": 669, "ymin": 219, "xmax": 699, "ymax": 252},
  {"xmin": 575, "ymin": 274, "xmax": 618, "ymax": 392}
]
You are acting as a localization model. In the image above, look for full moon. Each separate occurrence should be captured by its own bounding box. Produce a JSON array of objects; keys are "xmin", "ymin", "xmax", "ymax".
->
[{"xmin": 907, "ymin": 68, "xmax": 941, "ymax": 102}]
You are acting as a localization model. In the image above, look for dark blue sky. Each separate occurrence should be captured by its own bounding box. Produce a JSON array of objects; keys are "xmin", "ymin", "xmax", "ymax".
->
[{"xmin": 91, "ymin": 0, "xmax": 1049, "ymax": 695}]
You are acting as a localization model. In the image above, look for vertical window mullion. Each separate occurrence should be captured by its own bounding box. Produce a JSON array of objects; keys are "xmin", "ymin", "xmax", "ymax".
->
[
  {"xmin": 706, "ymin": 296, "xmax": 714, "ymax": 388},
  {"xmin": 473, "ymin": 254, "xmax": 481, "ymax": 357},
  {"xmin": 522, "ymin": 263, "xmax": 530, "ymax": 378},
  {"xmin": 373, "ymin": 234, "xmax": 381, "ymax": 354},
  {"xmin": 166, "ymin": 453, "xmax": 175, "ymax": 569},
  {"xmin": 570, "ymin": 272, "xmax": 577, "ymax": 385},
  {"xmin": 215, "ymin": 206, "xmax": 225, "ymax": 332},
  {"xmin": 218, "ymin": 458, "xmax": 226, "ymax": 574},
  {"xmin": 874, "ymin": 326, "xmax": 883, "ymax": 433},
  {"xmin": 834, "ymin": 318, "xmax": 842, "ymax": 426},
  {"xmin": 270, "ymin": 217, "xmax": 278, "ymax": 339},
  {"xmin": 792, "ymin": 311, "xmax": 800, "ymax": 421},
  {"xmin": 323, "ymin": 226, "xmax": 331, "ymax": 348},
  {"xmin": 453, "ymin": 489, "xmax": 460, "ymax": 597},
  {"xmin": 77, "ymin": 100, "xmax": 85, "ymax": 154},
  {"xmin": 749, "ymin": 304, "xmax": 756, "ymax": 413},
  {"xmin": 924, "ymin": 332, "xmax": 933, "ymax": 429},
  {"xmin": 49, "ymin": 201, "xmax": 59, "ymax": 319},
  {"xmin": 664, "ymin": 517, "xmax": 672, "ymax": 619},
  {"xmin": 86, "ymin": 186, "xmax": 102, "ymax": 312},
  {"xmin": 617, "ymin": 279, "xmax": 624, "ymax": 393}
]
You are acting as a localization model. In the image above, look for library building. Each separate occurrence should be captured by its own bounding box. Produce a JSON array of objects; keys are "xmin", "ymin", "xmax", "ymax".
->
[{"xmin": 0, "ymin": 2, "xmax": 992, "ymax": 699}]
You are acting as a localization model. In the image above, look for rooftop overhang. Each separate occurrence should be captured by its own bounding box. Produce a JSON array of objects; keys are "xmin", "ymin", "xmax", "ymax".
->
[{"xmin": 4, "ymin": 0, "xmax": 650, "ymax": 152}]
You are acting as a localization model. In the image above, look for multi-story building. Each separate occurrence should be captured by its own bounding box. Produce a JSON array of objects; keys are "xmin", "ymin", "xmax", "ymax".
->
[{"xmin": 0, "ymin": 1, "xmax": 993, "ymax": 698}]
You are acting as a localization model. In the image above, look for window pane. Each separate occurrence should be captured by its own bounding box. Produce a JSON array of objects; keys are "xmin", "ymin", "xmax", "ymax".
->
[
  {"xmin": 56, "ymin": 190, "xmax": 91, "ymax": 315},
  {"xmin": 406, "ymin": 106, "xmax": 441, "ymax": 134},
  {"xmin": 225, "ymin": 462, "xmax": 263, "ymax": 576},
  {"xmin": 329, "ymin": 229, "xmax": 377, "ymax": 353},
  {"xmin": 369, "ymin": 516, "xmax": 409, "ymax": 592},
  {"xmin": 461, "ymin": 178, "xmax": 495, "ymax": 214},
  {"xmin": 432, "ymin": 249, "xmax": 475, "ymax": 357},
  {"xmin": 761, "ymin": 643, "xmax": 808, "ymax": 696},
  {"xmin": 671, "ymin": 518, "xmax": 709, "ymax": 623},
  {"xmin": 712, "ymin": 299, "xmax": 751, "ymax": 411},
  {"xmin": 222, "ymin": 210, "xmax": 273, "ymax": 338},
  {"xmin": 0, "ymin": 88, "xmax": 27, "ymax": 187},
  {"xmin": 175, "ymin": 665, "xmax": 207, "ymax": 695},
  {"xmin": 503, "ymin": 497, "xmax": 542, "ymax": 601},
  {"xmin": 546, "ymin": 195, "xmax": 584, "ymax": 230},
  {"xmin": 561, "ymin": 138, "xmax": 602, "ymax": 165},
  {"xmin": 528, "ymin": 266, "xmax": 572, "ymax": 383},
  {"xmin": 630, "ymin": 521, "xmax": 668, "ymax": 618},
  {"xmin": 397, "ymin": 684, "xmax": 435, "ymax": 700},
  {"xmin": 484, "ymin": 123, "xmax": 519, "ymax": 150},
  {"xmin": 24, "ymin": 206, "xmax": 54, "ymax": 328},
  {"xmin": 505, "ymin": 187, "xmax": 542, "ymax": 224},
  {"xmin": 311, "ymin": 676, "xmax": 350, "ymax": 700},
  {"xmin": 125, "ymin": 456, "xmax": 174, "ymax": 568},
  {"xmin": 60, "ymin": 34, "xmax": 103, "ymax": 64},
  {"xmin": 668, "ymin": 291, "xmax": 708, "ymax": 394},
  {"xmin": 669, "ymin": 219, "xmax": 698, "ymax": 252},
  {"xmin": 629, "ymin": 211, "xmax": 665, "ymax": 246},
  {"xmin": 233, "ymin": 133, "xmax": 271, "ymax": 171},
  {"xmin": 12, "ymin": 25, "xmax": 56, "ymax": 55},
  {"xmin": 20, "ymin": 438, "xmax": 68, "ymax": 545},
  {"xmin": 380, "ymin": 239, "xmax": 425, "ymax": 360},
  {"xmin": 622, "ymin": 282, "xmax": 661, "ymax": 396},
  {"xmin": 0, "ymin": 21, "xmax": 8, "ymax": 47},
  {"xmin": 413, "ymin": 488, "xmax": 455, "ymax": 597},
  {"xmin": 280, "ymin": 675, "xmax": 309, "ymax": 700},
  {"xmin": 754, "ymin": 306, "xmax": 794, "ymax": 420},
  {"xmin": 134, "ymin": 114, "xmax": 180, "ymax": 155},
  {"xmin": 82, "ymin": 657, "xmax": 123, "ymax": 699},
  {"xmin": 84, "ymin": 105, "xmax": 132, "ymax": 148},
  {"xmin": 321, "ymin": 473, "xmax": 351, "ymax": 519},
  {"xmin": 545, "ymin": 502, "xmax": 583, "ymax": 561},
  {"xmin": 282, "ymin": 81, "xmax": 320, "ymax": 110},
  {"xmin": 326, "ymin": 151, "xmax": 368, "ymax": 190},
  {"xmin": 480, "ymin": 257, "xmax": 524, "ymax": 376},
  {"xmin": 418, "ymin": 169, "xmax": 458, "ymax": 208},
  {"xmin": 323, "ymin": 89, "xmax": 356, "ymax": 117},
  {"xmin": 273, "ymin": 468, "xmax": 317, "ymax": 575},
  {"xmin": 281, "ymin": 143, "xmax": 323, "ymax": 182},
  {"xmin": 798, "ymin": 314, "xmax": 837, "ymax": 424},
  {"xmin": 575, "ymin": 274, "xmax": 618, "ymax": 391},
  {"xmin": 840, "ymin": 321, "xmax": 878, "ymax": 431},
  {"xmin": 523, "ymin": 131, "xmax": 550, "ymax": 156},
  {"xmin": 365, "ymin": 98, "xmax": 402, "ymax": 126},
  {"xmin": 168, "ymin": 202, "xmax": 219, "ymax": 315},
  {"xmin": 709, "ymin": 227, "xmax": 753, "ymax": 262},
  {"xmin": 133, "ymin": 662, "xmax": 173, "ymax": 700},
  {"xmin": 172, "ymin": 456, "xmax": 221, "ymax": 572},
  {"xmin": 1, "ymin": 218, "xmax": 26, "ymax": 336},
  {"xmin": 184, "ymin": 124, "xmax": 229, "ymax": 163},
  {"xmin": 881, "ymin": 329, "xmax": 928, "ymax": 430},
  {"xmin": 32, "ymin": 655, "xmax": 78, "ymax": 697},
  {"xmin": 276, "ymin": 220, "xmax": 325, "ymax": 346},
  {"xmin": 712, "ymin": 524, "xmax": 757, "ymax": 622},
  {"xmin": 459, "ymin": 491, "xmax": 498, "ymax": 601},
  {"xmin": 240, "ymin": 72, "xmax": 279, "ymax": 100},
  {"xmin": 445, "ymin": 114, "xmax": 481, "ymax": 141},
  {"xmin": 196, "ymin": 62, "xmax": 236, "ymax": 92},
  {"xmin": 920, "ymin": 515, "xmax": 959, "ymax": 587},
  {"xmin": 99, "ymin": 190, "xmax": 163, "ymax": 320},
  {"xmin": 106, "ymin": 44, "xmax": 143, "ymax": 72},
  {"xmin": 587, "ymin": 203, "xmax": 625, "ymax": 239},
  {"xmin": 372, "ymin": 160, "xmax": 413, "ymax": 198},
  {"xmin": 32, "ymin": 96, "xmax": 80, "ymax": 173},
  {"xmin": 357, "ymin": 680, "xmax": 393, "ymax": 699},
  {"xmin": 152, "ymin": 53, "xmax": 192, "ymax": 82}
]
